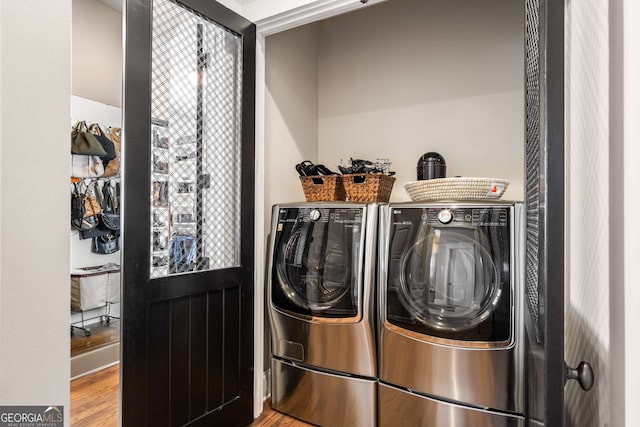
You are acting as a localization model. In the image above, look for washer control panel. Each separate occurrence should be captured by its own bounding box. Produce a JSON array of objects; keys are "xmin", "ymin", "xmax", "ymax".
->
[
  {"xmin": 277, "ymin": 207, "xmax": 363, "ymax": 226},
  {"xmin": 437, "ymin": 209, "xmax": 453, "ymax": 224},
  {"xmin": 412, "ymin": 206, "xmax": 509, "ymax": 227}
]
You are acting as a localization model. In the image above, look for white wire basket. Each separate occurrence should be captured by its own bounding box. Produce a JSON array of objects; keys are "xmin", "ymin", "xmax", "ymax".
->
[{"xmin": 404, "ymin": 177, "xmax": 510, "ymax": 201}]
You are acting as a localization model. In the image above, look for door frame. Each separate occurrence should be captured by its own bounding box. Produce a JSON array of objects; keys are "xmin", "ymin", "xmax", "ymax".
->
[
  {"xmin": 251, "ymin": 0, "xmax": 566, "ymax": 422},
  {"xmin": 536, "ymin": 0, "xmax": 566, "ymax": 423}
]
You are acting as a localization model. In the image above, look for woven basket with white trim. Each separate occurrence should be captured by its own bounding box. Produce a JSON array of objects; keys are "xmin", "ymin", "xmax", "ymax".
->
[{"xmin": 404, "ymin": 177, "xmax": 510, "ymax": 201}]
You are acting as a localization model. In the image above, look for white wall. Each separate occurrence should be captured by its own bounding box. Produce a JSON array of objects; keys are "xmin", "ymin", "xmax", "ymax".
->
[
  {"xmin": 0, "ymin": 0, "xmax": 71, "ymax": 424},
  {"xmin": 566, "ymin": 0, "xmax": 640, "ymax": 425},
  {"xmin": 96, "ymin": 0, "xmax": 242, "ymax": 15},
  {"xmin": 72, "ymin": 0, "xmax": 122, "ymax": 108},
  {"xmin": 624, "ymin": 0, "xmax": 640, "ymax": 423},
  {"xmin": 265, "ymin": 24, "xmax": 320, "ymax": 217},
  {"xmin": 244, "ymin": 0, "xmax": 320, "ymax": 22},
  {"xmin": 565, "ymin": 1, "xmax": 610, "ymax": 425},
  {"xmin": 215, "ymin": 0, "xmax": 244, "ymax": 15},
  {"xmin": 317, "ymin": 0, "xmax": 524, "ymax": 202}
]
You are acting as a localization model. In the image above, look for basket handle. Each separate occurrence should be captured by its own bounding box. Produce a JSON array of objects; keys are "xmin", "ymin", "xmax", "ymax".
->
[
  {"xmin": 311, "ymin": 177, "xmax": 325, "ymax": 185},
  {"xmin": 352, "ymin": 175, "xmax": 367, "ymax": 184}
]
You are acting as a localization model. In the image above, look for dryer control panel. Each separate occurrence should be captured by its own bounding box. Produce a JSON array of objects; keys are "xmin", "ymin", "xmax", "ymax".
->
[
  {"xmin": 400, "ymin": 207, "xmax": 509, "ymax": 227},
  {"xmin": 277, "ymin": 207, "xmax": 363, "ymax": 228}
]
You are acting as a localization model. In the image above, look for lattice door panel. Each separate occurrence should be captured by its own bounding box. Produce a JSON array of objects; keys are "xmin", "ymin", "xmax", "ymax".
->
[{"xmin": 150, "ymin": 0, "xmax": 243, "ymax": 279}]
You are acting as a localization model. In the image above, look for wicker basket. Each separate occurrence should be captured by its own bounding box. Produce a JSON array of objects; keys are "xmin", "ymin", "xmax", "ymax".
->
[
  {"xmin": 342, "ymin": 173, "xmax": 395, "ymax": 203},
  {"xmin": 300, "ymin": 175, "xmax": 346, "ymax": 201},
  {"xmin": 404, "ymin": 177, "xmax": 509, "ymax": 201}
]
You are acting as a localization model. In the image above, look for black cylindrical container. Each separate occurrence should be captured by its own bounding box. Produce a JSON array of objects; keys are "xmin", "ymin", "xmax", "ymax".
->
[{"xmin": 417, "ymin": 152, "xmax": 446, "ymax": 180}]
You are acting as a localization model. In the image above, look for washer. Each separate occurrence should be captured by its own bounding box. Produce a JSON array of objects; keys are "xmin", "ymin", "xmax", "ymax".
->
[
  {"xmin": 378, "ymin": 201, "xmax": 524, "ymax": 426},
  {"xmin": 267, "ymin": 202, "xmax": 378, "ymax": 427}
]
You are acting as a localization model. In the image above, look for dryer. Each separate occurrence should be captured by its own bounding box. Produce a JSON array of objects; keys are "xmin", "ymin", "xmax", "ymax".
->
[
  {"xmin": 378, "ymin": 201, "xmax": 525, "ymax": 426},
  {"xmin": 267, "ymin": 203, "xmax": 378, "ymax": 427}
]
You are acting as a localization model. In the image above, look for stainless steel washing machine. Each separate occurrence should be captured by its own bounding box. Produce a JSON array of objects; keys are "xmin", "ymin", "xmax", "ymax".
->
[
  {"xmin": 267, "ymin": 202, "xmax": 378, "ymax": 427},
  {"xmin": 378, "ymin": 201, "xmax": 525, "ymax": 427}
]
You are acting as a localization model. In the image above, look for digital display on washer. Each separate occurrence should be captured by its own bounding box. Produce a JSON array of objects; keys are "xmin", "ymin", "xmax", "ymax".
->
[
  {"xmin": 386, "ymin": 206, "xmax": 512, "ymax": 344},
  {"xmin": 272, "ymin": 207, "xmax": 364, "ymax": 319}
]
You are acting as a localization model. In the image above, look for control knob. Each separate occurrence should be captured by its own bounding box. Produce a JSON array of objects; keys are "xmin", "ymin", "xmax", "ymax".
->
[
  {"xmin": 437, "ymin": 209, "xmax": 453, "ymax": 224},
  {"xmin": 309, "ymin": 209, "xmax": 321, "ymax": 221}
]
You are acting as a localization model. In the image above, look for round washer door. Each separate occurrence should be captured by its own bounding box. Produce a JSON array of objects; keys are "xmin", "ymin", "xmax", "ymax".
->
[
  {"xmin": 398, "ymin": 225, "xmax": 503, "ymax": 332},
  {"xmin": 277, "ymin": 225, "xmax": 351, "ymax": 310},
  {"xmin": 386, "ymin": 206, "xmax": 513, "ymax": 344},
  {"xmin": 271, "ymin": 207, "xmax": 363, "ymax": 318}
]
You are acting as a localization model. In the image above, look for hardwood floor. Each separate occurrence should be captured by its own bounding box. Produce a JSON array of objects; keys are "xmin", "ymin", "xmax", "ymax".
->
[
  {"xmin": 70, "ymin": 364, "xmax": 313, "ymax": 426},
  {"xmin": 251, "ymin": 401, "xmax": 315, "ymax": 427},
  {"xmin": 70, "ymin": 364, "xmax": 119, "ymax": 427},
  {"xmin": 71, "ymin": 319, "xmax": 120, "ymax": 357}
]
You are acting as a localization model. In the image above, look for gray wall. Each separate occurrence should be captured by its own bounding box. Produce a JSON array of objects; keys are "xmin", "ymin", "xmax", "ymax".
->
[
  {"xmin": 72, "ymin": 0, "xmax": 122, "ymax": 108},
  {"xmin": 317, "ymin": 0, "xmax": 524, "ymax": 201},
  {"xmin": 265, "ymin": 0, "xmax": 524, "ymax": 205},
  {"xmin": 265, "ymin": 24, "xmax": 320, "ymax": 224}
]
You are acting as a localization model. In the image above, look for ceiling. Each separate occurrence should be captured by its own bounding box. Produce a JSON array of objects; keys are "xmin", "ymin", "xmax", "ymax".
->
[
  {"xmin": 97, "ymin": 0, "xmax": 123, "ymax": 13},
  {"xmin": 96, "ymin": 0, "xmax": 257, "ymax": 13}
]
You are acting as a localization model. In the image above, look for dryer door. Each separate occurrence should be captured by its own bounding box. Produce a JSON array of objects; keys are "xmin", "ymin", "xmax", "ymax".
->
[
  {"xmin": 271, "ymin": 207, "xmax": 364, "ymax": 319},
  {"xmin": 387, "ymin": 206, "xmax": 512, "ymax": 345}
]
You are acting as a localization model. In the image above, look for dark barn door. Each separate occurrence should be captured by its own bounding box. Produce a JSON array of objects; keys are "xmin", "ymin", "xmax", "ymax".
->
[
  {"xmin": 524, "ymin": 0, "xmax": 593, "ymax": 425},
  {"xmin": 121, "ymin": 0, "xmax": 255, "ymax": 425}
]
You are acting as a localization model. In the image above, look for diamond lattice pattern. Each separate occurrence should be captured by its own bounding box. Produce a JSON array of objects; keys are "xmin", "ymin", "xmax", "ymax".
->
[{"xmin": 150, "ymin": 0, "xmax": 243, "ymax": 278}]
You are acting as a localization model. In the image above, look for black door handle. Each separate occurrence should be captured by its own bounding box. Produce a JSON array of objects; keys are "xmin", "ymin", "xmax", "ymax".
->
[{"xmin": 564, "ymin": 361, "xmax": 595, "ymax": 391}]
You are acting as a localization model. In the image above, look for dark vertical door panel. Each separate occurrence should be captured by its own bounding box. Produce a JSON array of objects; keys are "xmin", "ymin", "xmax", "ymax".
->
[
  {"xmin": 122, "ymin": 0, "xmax": 255, "ymax": 425},
  {"xmin": 148, "ymin": 302, "xmax": 171, "ymax": 427},
  {"xmin": 224, "ymin": 288, "xmax": 241, "ymax": 400},
  {"xmin": 189, "ymin": 293, "xmax": 208, "ymax": 419},
  {"xmin": 170, "ymin": 297, "xmax": 191, "ymax": 426},
  {"xmin": 524, "ymin": 0, "xmax": 565, "ymax": 425},
  {"xmin": 207, "ymin": 290, "xmax": 225, "ymax": 410}
]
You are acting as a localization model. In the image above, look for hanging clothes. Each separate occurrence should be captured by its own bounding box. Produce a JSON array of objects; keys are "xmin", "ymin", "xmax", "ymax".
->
[{"xmin": 170, "ymin": 235, "xmax": 197, "ymax": 273}]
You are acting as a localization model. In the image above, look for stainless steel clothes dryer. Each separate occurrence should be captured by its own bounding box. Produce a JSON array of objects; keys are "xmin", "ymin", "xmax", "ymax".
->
[
  {"xmin": 268, "ymin": 203, "xmax": 378, "ymax": 427},
  {"xmin": 378, "ymin": 201, "xmax": 525, "ymax": 427}
]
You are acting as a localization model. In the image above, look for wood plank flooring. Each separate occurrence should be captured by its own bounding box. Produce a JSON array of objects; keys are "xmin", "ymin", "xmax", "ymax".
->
[
  {"xmin": 252, "ymin": 401, "xmax": 315, "ymax": 427},
  {"xmin": 70, "ymin": 364, "xmax": 119, "ymax": 427},
  {"xmin": 70, "ymin": 364, "xmax": 312, "ymax": 426},
  {"xmin": 71, "ymin": 319, "xmax": 120, "ymax": 357}
]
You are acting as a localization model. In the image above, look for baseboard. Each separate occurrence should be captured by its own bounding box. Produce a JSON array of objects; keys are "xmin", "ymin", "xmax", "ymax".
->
[
  {"xmin": 263, "ymin": 369, "xmax": 271, "ymax": 400},
  {"xmin": 70, "ymin": 342, "xmax": 120, "ymax": 380}
]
